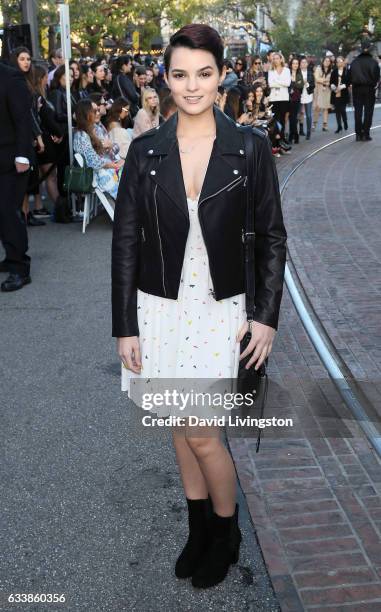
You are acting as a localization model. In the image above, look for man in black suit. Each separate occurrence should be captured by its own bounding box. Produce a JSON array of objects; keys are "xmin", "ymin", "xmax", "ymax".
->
[
  {"xmin": 0, "ymin": 62, "xmax": 33, "ymax": 291},
  {"xmin": 349, "ymin": 40, "xmax": 381, "ymax": 141}
]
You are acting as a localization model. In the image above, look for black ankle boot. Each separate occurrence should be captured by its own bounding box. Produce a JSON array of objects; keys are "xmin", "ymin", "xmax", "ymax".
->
[
  {"xmin": 299, "ymin": 123, "xmax": 305, "ymax": 136},
  {"xmin": 191, "ymin": 504, "xmax": 242, "ymax": 588},
  {"xmin": 175, "ymin": 497, "xmax": 212, "ymax": 579}
]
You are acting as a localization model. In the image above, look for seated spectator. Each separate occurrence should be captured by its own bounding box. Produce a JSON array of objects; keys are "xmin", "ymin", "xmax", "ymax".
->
[
  {"xmin": 88, "ymin": 93, "xmax": 121, "ymax": 160},
  {"xmin": 73, "ymin": 99, "xmax": 123, "ymax": 200},
  {"xmin": 132, "ymin": 87, "xmax": 161, "ymax": 138},
  {"xmin": 106, "ymin": 97, "xmax": 132, "ymax": 160}
]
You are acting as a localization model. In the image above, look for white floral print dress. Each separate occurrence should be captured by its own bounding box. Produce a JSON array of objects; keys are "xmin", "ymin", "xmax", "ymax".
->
[{"xmin": 122, "ymin": 195, "xmax": 247, "ymax": 418}]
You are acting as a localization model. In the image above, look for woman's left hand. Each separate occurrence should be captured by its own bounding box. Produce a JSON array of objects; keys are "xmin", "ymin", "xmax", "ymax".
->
[{"xmin": 237, "ymin": 320, "xmax": 275, "ymax": 370}]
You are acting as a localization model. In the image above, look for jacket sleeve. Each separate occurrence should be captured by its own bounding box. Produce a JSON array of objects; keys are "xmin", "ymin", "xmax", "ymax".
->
[
  {"xmin": 8, "ymin": 71, "xmax": 33, "ymax": 158},
  {"xmin": 40, "ymin": 98, "xmax": 64, "ymax": 137},
  {"xmin": 111, "ymin": 141, "xmax": 140, "ymax": 337},
  {"xmin": 253, "ymin": 134, "xmax": 287, "ymax": 330}
]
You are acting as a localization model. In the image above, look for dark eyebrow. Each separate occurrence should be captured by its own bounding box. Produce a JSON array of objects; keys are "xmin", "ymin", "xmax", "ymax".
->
[{"xmin": 170, "ymin": 65, "xmax": 214, "ymax": 73}]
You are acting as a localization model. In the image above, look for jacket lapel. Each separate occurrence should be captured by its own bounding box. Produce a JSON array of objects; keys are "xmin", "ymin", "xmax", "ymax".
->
[{"xmin": 147, "ymin": 106, "xmax": 245, "ymax": 219}]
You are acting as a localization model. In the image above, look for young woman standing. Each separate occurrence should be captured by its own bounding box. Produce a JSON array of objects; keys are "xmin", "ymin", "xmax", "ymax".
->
[
  {"xmin": 288, "ymin": 57, "xmax": 304, "ymax": 143},
  {"xmin": 112, "ymin": 24, "xmax": 287, "ymax": 589},
  {"xmin": 299, "ymin": 56, "xmax": 315, "ymax": 140},
  {"xmin": 313, "ymin": 56, "xmax": 333, "ymax": 131},
  {"xmin": 330, "ymin": 56, "xmax": 350, "ymax": 133},
  {"xmin": 267, "ymin": 51, "xmax": 291, "ymax": 143}
]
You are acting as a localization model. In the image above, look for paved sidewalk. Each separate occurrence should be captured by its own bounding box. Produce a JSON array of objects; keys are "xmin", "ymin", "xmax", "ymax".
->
[
  {"xmin": 228, "ymin": 109, "xmax": 381, "ymax": 611},
  {"xmin": 1, "ymin": 109, "xmax": 381, "ymax": 611},
  {"xmin": 0, "ymin": 220, "xmax": 278, "ymax": 610}
]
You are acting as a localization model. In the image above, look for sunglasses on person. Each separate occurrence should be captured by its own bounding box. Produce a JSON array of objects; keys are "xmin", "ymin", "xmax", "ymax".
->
[
  {"xmin": 254, "ymin": 61, "xmax": 261, "ymax": 65},
  {"xmin": 236, "ymin": 61, "xmax": 243, "ymax": 66}
]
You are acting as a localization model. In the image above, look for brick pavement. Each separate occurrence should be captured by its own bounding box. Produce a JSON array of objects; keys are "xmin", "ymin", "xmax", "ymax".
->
[{"xmin": 228, "ymin": 110, "xmax": 381, "ymax": 611}]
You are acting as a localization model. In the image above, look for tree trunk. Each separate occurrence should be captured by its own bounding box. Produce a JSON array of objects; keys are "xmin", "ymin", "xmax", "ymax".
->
[{"xmin": 48, "ymin": 25, "xmax": 56, "ymax": 56}]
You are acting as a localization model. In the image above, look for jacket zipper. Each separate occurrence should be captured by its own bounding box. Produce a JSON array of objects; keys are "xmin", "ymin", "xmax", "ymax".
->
[
  {"xmin": 198, "ymin": 174, "xmax": 244, "ymax": 298},
  {"xmin": 226, "ymin": 175, "xmax": 245, "ymax": 191},
  {"xmin": 141, "ymin": 227, "xmax": 146, "ymax": 241},
  {"xmin": 154, "ymin": 183, "xmax": 167, "ymax": 296},
  {"xmin": 198, "ymin": 175, "xmax": 243, "ymax": 206}
]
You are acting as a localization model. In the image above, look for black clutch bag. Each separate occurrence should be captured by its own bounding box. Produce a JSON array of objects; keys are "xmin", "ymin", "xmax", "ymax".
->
[{"xmin": 236, "ymin": 126, "xmax": 269, "ymax": 452}]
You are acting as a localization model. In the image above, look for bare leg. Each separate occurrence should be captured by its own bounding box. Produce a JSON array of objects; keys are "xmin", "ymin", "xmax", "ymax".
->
[
  {"xmin": 22, "ymin": 195, "xmax": 29, "ymax": 215},
  {"xmin": 174, "ymin": 424, "xmax": 237, "ymax": 517},
  {"xmin": 41, "ymin": 164, "xmax": 59, "ymax": 203},
  {"xmin": 172, "ymin": 428, "xmax": 208, "ymax": 499},
  {"xmin": 323, "ymin": 108, "xmax": 329, "ymax": 126},
  {"xmin": 33, "ymin": 193, "xmax": 42, "ymax": 211},
  {"xmin": 313, "ymin": 105, "xmax": 320, "ymax": 126}
]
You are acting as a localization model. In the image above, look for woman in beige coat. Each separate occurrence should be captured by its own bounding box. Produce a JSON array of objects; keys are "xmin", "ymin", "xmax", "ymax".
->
[{"xmin": 313, "ymin": 57, "xmax": 333, "ymax": 131}]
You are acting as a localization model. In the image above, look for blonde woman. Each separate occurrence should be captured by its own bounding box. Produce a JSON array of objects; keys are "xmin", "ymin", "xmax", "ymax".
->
[
  {"xmin": 132, "ymin": 87, "xmax": 161, "ymax": 138},
  {"xmin": 267, "ymin": 51, "xmax": 291, "ymax": 142},
  {"xmin": 313, "ymin": 57, "xmax": 333, "ymax": 131}
]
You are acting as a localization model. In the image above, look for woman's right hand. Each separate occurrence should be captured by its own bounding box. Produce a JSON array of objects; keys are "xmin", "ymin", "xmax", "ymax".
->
[{"xmin": 118, "ymin": 336, "xmax": 142, "ymax": 374}]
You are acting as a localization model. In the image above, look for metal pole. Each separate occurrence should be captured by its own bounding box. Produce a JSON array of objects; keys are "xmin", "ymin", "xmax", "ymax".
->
[
  {"xmin": 58, "ymin": 3, "xmax": 73, "ymax": 166},
  {"xmin": 58, "ymin": 3, "xmax": 75, "ymax": 215},
  {"xmin": 21, "ymin": 0, "xmax": 40, "ymax": 58}
]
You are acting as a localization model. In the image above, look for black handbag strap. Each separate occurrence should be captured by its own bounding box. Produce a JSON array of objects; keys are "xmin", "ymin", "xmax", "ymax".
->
[
  {"xmin": 242, "ymin": 126, "xmax": 256, "ymax": 323},
  {"xmin": 242, "ymin": 126, "xmax": 269, "ymax": 453}
]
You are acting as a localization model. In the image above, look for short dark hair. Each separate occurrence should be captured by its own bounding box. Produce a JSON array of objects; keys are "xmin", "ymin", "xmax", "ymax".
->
[
  {"xmin": 50, "ymin": 64, "xmax": 69, "ymax": 90},
  {"xmin": 89, "ymin": 92, "xmax": 105, "ymax": 104},
  {"xmin": 135, "ymin": 66, "xmax": 147, "ymax": 76},
  {"xmin": 163, "ymin": 23, "xmax": 224, "ymax": 74},
  {"xmin": 160, "ymin": 93, "xmax": 177, "ymax": 119}
]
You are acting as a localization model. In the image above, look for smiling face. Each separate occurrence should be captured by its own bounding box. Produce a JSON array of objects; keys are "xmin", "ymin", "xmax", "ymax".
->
[
  {"xmin": 17, "ymin": 52, "xmax": 31, "ymax": 73},
  {"xmin": 164, "ymin": 46, "xmax": 225, "ymax": 116}
]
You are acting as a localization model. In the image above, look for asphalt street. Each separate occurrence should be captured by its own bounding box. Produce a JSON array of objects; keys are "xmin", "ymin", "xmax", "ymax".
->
[{"xmin": 0, "ymin": 216, "xmax": 279, "ymax": 611}]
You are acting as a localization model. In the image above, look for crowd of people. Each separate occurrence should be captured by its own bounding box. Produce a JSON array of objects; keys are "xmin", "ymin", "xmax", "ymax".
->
[
  {"xmin": 3, "ymin": 40, "xmax": 381, "ymax": 228},
  {"xmin": 0, "ymin": 37, "xmax": 379, "ymax": 291}
]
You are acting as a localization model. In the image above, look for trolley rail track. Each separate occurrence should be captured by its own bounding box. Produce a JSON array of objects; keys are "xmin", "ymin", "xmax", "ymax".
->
[{"xmin": 280, "ymin": 124, "xmax": 381, "ymax": 458}]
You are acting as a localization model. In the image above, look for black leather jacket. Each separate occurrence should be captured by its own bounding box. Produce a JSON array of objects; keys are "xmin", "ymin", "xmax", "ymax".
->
[
  {"xmin": 111, "ymin": 106, "xmax": 287, "ymax": 337},
  {"xmin": 349, "ymin": 52, "xmax": 380, "ymax": 87}
]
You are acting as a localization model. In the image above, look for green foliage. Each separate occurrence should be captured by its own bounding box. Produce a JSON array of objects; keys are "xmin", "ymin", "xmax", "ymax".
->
[
  {"xmin": 271, "ymin": 0, "xmax": 381, "ymax": 57},
  {"xmin": 0, "ymin": 0, "xmax": 203, "ymax": 56}
]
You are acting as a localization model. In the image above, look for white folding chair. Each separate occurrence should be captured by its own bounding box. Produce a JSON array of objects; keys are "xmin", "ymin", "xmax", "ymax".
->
[{"xmin": 74, "ymin": 153, "xmax": 115, "ymax": 233}]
